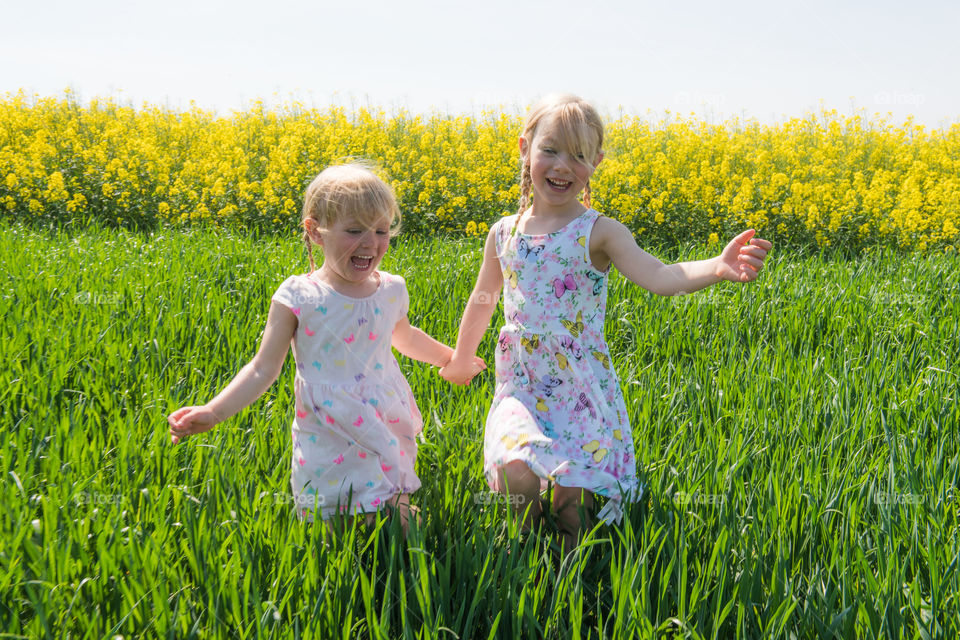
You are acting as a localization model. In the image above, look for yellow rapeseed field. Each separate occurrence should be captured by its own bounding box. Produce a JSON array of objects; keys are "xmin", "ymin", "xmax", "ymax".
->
[{"xmin": 1, "ymin": 90, "xmax": 958, "ymax": 250}]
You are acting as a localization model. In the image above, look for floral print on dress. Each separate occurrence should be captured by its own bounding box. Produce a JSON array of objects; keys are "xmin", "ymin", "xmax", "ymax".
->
[
  {"xmin": 272, "ymin": 271, "xmax": 422, "ymax": 521},
  {"xmin": 484, "ymin": 210, "xmax": 638, "ymax": 523}
]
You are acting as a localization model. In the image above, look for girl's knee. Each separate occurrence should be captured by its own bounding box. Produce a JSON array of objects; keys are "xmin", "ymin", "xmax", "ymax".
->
[
  {"xmin": 552, "ymin": 485, "xmax": 593, "ymax": 504},
  {"xmin": 499, "ymin": 460, "xmax": 540, "ymax": 495},
  {"xmin": 497, "ymin": 461, "xmax": 543, "ymax": 525},
  {"xmin": 551, "ymin": 486, "xmax": 595, "ymax": 526}
]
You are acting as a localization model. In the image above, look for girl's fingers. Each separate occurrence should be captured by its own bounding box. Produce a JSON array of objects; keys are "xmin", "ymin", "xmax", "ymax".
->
[
  {"xmin": 739, "ymin": 244, "xmax": 768, "ymax": 258},
  {"xmin": 443, "ymin": 360, "xmax": 485, "ymax": 385},
  {"xmin": 731, "ymin": 228, "xmax": 756, "ymax": 245},
  {"xmin": 730, "ymin": 233, "xmax": 770, "ymax": 283},
  {"xmin": 168, "ymin": 405, "xmax": 199, "ymax": 426},
  {"xmin": 169, "ymin": 410, "xmax": 201, "ymax": 435},
  {"xmin": 169, "ymin": 410, "xmax": 191, "ymax": 427}
]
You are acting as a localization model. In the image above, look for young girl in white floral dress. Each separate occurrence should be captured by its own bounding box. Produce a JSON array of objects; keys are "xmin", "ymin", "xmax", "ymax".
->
[
  {"xmin": 169, "ymin": 164, "xmax": 483, "ymax": 531},
  {"xmin": 441, "ymin": 94, "xmax": 772, "ymax": 549}
]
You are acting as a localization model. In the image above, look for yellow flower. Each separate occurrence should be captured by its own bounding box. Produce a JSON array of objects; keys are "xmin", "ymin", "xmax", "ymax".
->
[
  {"xmin": 943, "ymin": 220, "xmax": 958, "ymax": 239},
  {"xmin": 0, "ymin": 92, "xmax": 956, "ymax": 250}
]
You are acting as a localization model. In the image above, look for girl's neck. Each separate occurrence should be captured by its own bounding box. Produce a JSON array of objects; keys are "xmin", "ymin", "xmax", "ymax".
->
[
  {"xmin": 311, "ymin": 264, "xmax": 381, "ymax": 299},
  {"xmin": 520, "ymin": 202, "xmax": 587, "ymax": 235}
]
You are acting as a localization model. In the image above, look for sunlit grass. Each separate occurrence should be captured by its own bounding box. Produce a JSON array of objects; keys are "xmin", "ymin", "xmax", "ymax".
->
[{"xmin": 2, "ymin": 224, "xmax": 958, "ymax": 638}]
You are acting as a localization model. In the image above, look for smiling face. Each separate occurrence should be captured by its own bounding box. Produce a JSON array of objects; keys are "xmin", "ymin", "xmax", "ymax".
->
[
  {"xmin": 299, "ymin": 164, "xmax": 400, "ymax": 296},
  {"xmin": 520, "ymin": 111, "xmax": 603, "ymax": 218},
  {"xmin": 308, "ymin": 214, "xmax": 391, "ymax": 296}
]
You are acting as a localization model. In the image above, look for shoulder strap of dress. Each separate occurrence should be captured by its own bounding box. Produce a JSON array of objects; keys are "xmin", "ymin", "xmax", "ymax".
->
[
  {"xmin": 578, "ymin": 209, "xmax": 603, "ymax": 268},
  {"xmin": 493, "ymin": 215, "xmax": 514, "ymax": 255}
]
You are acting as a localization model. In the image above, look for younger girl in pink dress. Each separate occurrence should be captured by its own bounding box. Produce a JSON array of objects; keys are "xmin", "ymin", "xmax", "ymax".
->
[{"xmin": 169, "ymin": 164, "xmax": 483, "ymax": 530}]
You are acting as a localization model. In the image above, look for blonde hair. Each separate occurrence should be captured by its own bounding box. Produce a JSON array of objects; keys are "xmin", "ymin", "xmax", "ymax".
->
[
  {"xmin": 300, "ymin": 163, "xmax": 401, "ymax": 270},
  {"xmin": 516, "ymin": 94, "xmax": 605, "ymax": 220}
]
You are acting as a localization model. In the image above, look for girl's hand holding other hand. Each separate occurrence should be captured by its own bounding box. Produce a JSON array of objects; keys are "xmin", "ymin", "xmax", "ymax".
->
[{"xmin": 439, "ymin": 353, "xmax": 487, "ymax": 386}]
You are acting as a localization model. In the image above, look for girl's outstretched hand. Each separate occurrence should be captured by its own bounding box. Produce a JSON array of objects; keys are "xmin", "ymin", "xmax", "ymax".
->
[
  {"xmin": 168, "ymin": 406, "xmax": 219, "ymax": 444},
  {"xmin": 439, "ymin": 353, "xmax": 487, "ymax": 386},
  {"xmin": 717, "ymin": 229, "xmax": 772, "ymax": 283}
]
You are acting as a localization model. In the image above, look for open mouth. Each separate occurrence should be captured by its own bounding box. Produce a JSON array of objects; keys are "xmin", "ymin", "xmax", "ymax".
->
[
  {"xmin": 350, "ymin": 255, "xmax": 374, "ymax": 270},
  {"xmin": 546, "ymin": 177, "xmax": 572, "ymax": 191}
]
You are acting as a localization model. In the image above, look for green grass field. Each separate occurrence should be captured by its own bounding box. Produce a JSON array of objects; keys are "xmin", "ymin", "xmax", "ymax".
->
[{"xmin": 2, "ymin": 224, "xmax": 958, "ymax": 638}]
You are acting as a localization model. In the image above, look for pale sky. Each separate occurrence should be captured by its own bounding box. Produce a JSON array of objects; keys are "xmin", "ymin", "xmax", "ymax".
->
[{"xmin": 3, "ymin": 0, "xmax": 958, "ymax": 127}]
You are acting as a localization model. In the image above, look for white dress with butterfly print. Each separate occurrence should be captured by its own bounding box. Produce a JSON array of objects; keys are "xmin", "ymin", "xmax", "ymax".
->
[
  {"xmin": 271, "ymin": 271, "xmax": 423, "ymax": 521},
  {"xmin": 485, "ymin": 209, "xmax": 638, "ymax": 523}
]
